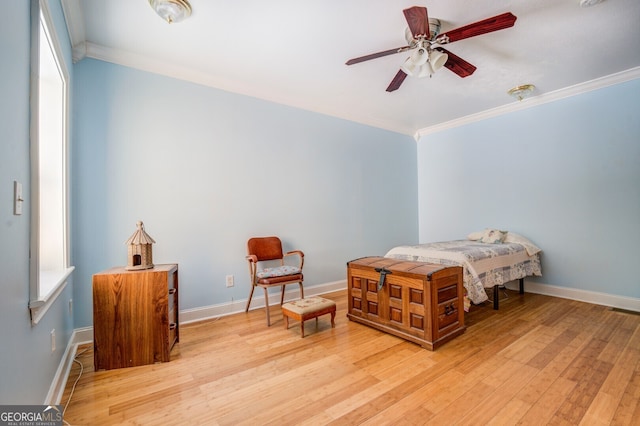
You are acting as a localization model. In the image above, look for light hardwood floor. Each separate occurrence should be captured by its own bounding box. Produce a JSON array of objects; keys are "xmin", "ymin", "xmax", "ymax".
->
[{"xmin": 61, "ymin": 289, "xmax": 640, "ymax": 425}]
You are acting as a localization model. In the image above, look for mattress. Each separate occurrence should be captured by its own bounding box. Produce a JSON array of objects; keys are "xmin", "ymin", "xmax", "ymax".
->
[{"xmin": 385, "ymin": 240, "xmax": 542, "ymax": 305}]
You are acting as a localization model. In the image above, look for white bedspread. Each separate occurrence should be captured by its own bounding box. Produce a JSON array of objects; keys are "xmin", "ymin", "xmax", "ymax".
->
[{"xmin": 385, "ymin": 240, "xmax": 542, "ymax": 305}]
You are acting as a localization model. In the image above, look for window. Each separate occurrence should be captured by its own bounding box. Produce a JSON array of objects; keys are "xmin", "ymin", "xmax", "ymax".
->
[{"xmin": 29, "ymin": 0, "xmax": 74, "ymax": 324}]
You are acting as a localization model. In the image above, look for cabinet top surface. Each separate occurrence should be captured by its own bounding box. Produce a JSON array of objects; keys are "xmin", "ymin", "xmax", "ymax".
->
[{"xmin": 94, "ymin": 264, "xmax": 178, "ymax": 275}]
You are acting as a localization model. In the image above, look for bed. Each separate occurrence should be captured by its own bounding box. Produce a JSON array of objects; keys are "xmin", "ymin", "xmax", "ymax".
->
[{"xmin": 384, "ymin": 229, "xmax": 542, "ymax": 310}]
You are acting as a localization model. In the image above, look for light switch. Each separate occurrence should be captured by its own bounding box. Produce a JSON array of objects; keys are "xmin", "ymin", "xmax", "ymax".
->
[{"xmin": 14, "ymin": 181, "xmax": 23, "ymax": 215}]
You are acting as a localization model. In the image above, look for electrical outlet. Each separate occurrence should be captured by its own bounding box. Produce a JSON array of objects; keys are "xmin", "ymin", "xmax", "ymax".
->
[
  {"xmin": 225, "ymin": 275, "xmax": 234, "ymax": 287},
  {"xmin": 50, "ymin": 329, "xmax": 56, "ymax": 352}
]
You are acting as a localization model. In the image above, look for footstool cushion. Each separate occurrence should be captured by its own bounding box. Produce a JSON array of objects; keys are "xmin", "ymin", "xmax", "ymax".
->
[{"xmin": 282, "ymin": 297, "xmax": 336, "ymax": 337}]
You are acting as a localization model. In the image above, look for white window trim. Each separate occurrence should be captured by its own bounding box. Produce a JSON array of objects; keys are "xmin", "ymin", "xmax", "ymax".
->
[{"xmin": 29, "ymin": 0, "xmax": 74, "ymax": 325}]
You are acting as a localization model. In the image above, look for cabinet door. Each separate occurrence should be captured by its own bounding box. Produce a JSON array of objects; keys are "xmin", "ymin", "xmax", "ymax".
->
[
  {"xmin": 93, "ymin": 272, "xmax": 164, "ymax": 369},
  {"xmin": 93, "ymin": 266, "xmax": 177, "ymax": 370}
]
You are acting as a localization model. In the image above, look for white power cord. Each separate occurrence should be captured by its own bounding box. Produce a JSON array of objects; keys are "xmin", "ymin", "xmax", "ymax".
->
[{"xmin": 62, "ymin": 347, "xmax": 88, "ymax": 425}]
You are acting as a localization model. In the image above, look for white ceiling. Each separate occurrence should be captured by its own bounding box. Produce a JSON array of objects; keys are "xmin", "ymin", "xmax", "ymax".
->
[{"xmin": 62, "ymin": 0, "xmax": 640, "ymax": 138}]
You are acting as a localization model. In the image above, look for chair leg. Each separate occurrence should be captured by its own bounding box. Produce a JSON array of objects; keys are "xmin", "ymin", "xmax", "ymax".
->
[
  {"xmin": 263, "ymin": 287, "xmax": 271, "ymax": 326},
  {"xmin": 245, "ymin": 285, "xmax": 256, "ymax": 312},
  {"xmin": 280, "ymin": 285, "xmax": 285, "ymax": 305},
  {"xmin": 299, "ymin": 282, "xmax": 304, "ymax": 299}
]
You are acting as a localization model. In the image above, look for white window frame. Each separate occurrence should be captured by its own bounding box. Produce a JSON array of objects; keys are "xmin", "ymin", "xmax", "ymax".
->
[{"xmin": 29, "ymin": 0, "xmax": 74, "ymax": 325}]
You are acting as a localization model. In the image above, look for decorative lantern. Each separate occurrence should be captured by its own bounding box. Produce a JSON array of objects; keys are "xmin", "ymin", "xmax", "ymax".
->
[{"xmin": 124, "ymin": 221, "xmax": 156, "ymax": 270}]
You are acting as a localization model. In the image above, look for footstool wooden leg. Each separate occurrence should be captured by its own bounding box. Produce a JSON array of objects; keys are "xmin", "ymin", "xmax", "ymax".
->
[
  {"xmin": 300, "ymin": 320, "xmax": 305, "ymax": 338},
  {"xmin": 330, "ymin": 310, "xmax": 336, "ymax": 328}
]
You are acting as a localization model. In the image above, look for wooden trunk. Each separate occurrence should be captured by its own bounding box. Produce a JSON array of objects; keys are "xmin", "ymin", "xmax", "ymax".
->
[
  {"xmin": 93, "ymin": 264, "xmax": 179, "ymax": 370},
  {"xmin": 347, "ymin": 257, "xmax": 465, "ymax": 350}
]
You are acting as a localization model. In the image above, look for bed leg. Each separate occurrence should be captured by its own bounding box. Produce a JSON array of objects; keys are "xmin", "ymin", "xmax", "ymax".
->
[
  {"xmin": 519, "ymin": 278, "xmax": 524, "ymax": 294},
  {"xmin": 493, "ymin": 285, "xmax": 499, "ymax": 310}
]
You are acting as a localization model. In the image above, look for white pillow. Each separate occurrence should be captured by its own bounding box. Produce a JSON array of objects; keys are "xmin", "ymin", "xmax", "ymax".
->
[
  {"xmin": 504, "ymin": 232, "xmax": 542, "ymax": 256},
  {"xmin": 467, "ymin": 231, "xmax": 484, "ymax": 241},
  {"xmin": 479, "ymin": 228, "xmax": 508, "ymax": 244}
]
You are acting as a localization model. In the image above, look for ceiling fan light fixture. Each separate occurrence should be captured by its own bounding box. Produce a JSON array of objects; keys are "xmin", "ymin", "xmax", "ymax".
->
[
  {"xmin": 410, "ymin": 45, "xmax": 429, "ymax": 66},
  {"xmin": 429, "ymin": 50, "xmax": 448, "ymax": 72},
  {"xmin": 416, "ymin": 64, "xmax": 433, "ymax": 78},
  {"xmin": 149, "ymin": 0, "xmax": 192, "ymax": 24},
  {"xmin": 508, "ymin": 84, "xmax": 536, "ymax": 101},
  {"xmin": 400, "ymin": 59, "xmax": 419, "ymax": 77},
  {"xmin": 401, "ymin": 43, "xmax": 430, "ymax": 76}
]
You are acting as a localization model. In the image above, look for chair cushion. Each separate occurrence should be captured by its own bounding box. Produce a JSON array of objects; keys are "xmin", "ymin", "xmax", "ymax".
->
[
  {"xmin": 282, "ymin": 297, "xmax": 336, "ymax": 315},
  {"xmin": 256, "ymin": 265, "xmax": 301, "ymax": 279}
]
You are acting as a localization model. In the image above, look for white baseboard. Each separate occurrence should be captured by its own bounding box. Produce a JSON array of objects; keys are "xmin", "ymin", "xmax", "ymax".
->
[
  {"xmin": 72, "ymin": 326, "xmax": 94, "ymax": 346},
  {"xmin": 70, "ymin": 280, "xmax": 347, "ymax": 344},
  {"xmin": 179, "ymin": 279, "xmax": 347, "ymax": 324},
  {"xmin": 506, "ymin": 280, "xmax": 640, "ymax": 312},
  {"xmin": 46, "ymin": 329, "xmax": 84, "ymax": 405}
]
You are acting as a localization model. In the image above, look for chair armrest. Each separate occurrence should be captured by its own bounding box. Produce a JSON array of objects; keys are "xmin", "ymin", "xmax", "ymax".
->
[
  {"xmin": 246, "ymin": 255, "xmax": 258, "ymax": 284},
  {"xmin": 284, "ymin": 250, "xmax": 304, "ymax": 269},
  {"xmin": 285, "ymin": 250, "xmax": 304, "ymax": 259}
]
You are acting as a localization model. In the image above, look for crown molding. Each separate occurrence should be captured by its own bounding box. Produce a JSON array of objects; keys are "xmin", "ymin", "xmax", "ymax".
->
[
  {"xmin": 414, "ymin": 67, "xmax": 640, "ymax": 140},
  {"xmin": 83, "ymin": 42, "xmax": 412, "ymax": 136},
  {"xmin": 81, "ymin": 40, "xmax": 639, "ymax": 140},
  {"xmin": 60, "ymin": 0, "xmax": 86, "ymax": 62}
]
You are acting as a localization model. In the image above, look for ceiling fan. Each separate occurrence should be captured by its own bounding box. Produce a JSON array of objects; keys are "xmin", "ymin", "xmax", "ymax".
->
[{"xmin": 346, "ymin": 6, "xmax": 517, "ymax": 92}]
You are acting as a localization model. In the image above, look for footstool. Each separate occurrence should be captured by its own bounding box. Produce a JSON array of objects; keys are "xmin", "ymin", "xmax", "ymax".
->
[{"xmin": 281, "ymin": 297, "xmax": 336, "ymax": 337}]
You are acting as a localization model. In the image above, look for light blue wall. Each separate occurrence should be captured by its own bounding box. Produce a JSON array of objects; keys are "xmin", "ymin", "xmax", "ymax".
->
[
  {"xmin": 417, "ymin": 79, "xmax": 640, "ymax": 298},
  {"xmin": 0, "ymin": 0, "xmax": 75, "ymax": 404},
  {"xmin": 5, "ymin": 0, "xmax": 637, "ymax": 403},
  {"xmin": 72, "ymin": 59, "xmax": 418, "ymax": 327}
]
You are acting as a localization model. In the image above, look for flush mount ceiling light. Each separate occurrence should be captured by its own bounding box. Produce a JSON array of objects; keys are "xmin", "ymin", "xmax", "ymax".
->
[
  {"xmin": 580, "ymin": 0, "xmax": 605, "ymax": 7},
  {"xmin": 149, "ymin": 0, "xmax": 192, "ymax": 24},
  {"xmin": 508, "ymin": 84, "xmax": 535, "ymax": 101}
]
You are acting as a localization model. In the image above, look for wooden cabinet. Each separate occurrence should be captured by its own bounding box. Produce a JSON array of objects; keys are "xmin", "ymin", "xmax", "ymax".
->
[
  {"xmin": 93, "ymin": 264, "xmax": 179, "ymax": 370},
  {"xmin": 347, "ymin": 257, "xmax": 465, "ymax": 350}
]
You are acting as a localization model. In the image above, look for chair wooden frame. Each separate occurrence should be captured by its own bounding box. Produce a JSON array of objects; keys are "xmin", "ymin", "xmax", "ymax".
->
[{"xmin": 245, "ymin": 236, "xmax": 304, "ymax": 326}]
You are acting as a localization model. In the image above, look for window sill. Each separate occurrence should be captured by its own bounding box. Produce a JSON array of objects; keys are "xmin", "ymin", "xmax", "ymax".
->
[{"xmin": 29, "ymin": 266, "xmax": 75, "ymax": 325}]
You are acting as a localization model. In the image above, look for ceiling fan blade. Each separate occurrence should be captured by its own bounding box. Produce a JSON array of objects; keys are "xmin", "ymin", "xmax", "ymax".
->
[
  {"xmin": 386, "ymin": 70, "xmax": 408, "ymax": 92},
  {"xmin": 437, "ymin": 12, "xmax": 517, "ymax": 44},
  {"xmin": 346, "ymin": 46, "xmax": 410, "ymax": 65},
  {"xmin": 436, "ymin": 48, "xmax": 477, "ymax": 78},
  {"xmin": 403, "ymin": 6, "xmax": 430, "ymax": 39}
]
